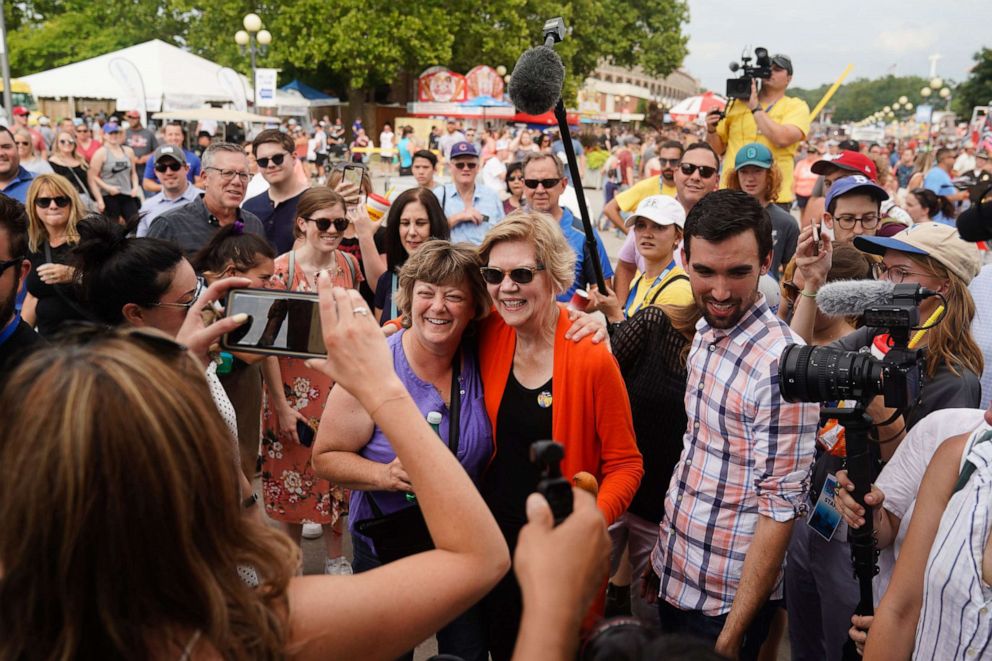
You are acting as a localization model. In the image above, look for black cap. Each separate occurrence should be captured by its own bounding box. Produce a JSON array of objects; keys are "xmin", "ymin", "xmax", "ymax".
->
[{"xmin": 771, "ymin": 54, "xmax": 793, "ymax": 75}]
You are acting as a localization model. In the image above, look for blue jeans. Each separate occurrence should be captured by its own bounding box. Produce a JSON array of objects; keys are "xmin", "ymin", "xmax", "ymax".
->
[
  {"xmin": 352, "ymin": 535, "xmax": 487, "ymax": 661},
  {"xmin": 657, "ymin": 597, "xmax": 780, "ymax": 661}
]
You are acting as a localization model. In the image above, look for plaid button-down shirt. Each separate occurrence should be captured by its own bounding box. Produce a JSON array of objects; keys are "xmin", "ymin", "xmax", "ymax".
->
[{"xmin": 652, "ymin": 297, "xmax": 818, "ymax": 616}]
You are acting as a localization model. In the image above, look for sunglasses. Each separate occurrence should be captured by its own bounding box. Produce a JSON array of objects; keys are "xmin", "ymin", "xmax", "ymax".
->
[
  {"xmin": 479, "ymin": 265, "xmax": 545, "ymax": 285},
  {"xmin": 155, "ymin": 161, "xmax": 183, "ymax": 173},
  {"xmin": 304, "ymin": 216, "xmax": 349, "ymax": 232},
  {"xmin": 524, "ymin": 178, "xmax": 561, "ymax": 190},
  {"xmin": 153, "ymin": 277, "xmax": 204, "ymax": 311},
  {"xmin": 256, "ymin": 152, "xmax": 289, "ymax": 168},
  {"xmin": 35, "ymin": 196, "xmax": 72, "ymax": 208},
  {"xmin": 15, "ymin": 141, "xmax": 30, "ymax": 147},
  {"xmin": 507, "ymin": 175, "xmax": 524, "ymax": 182},
  {"xmin": 453, "ymin": 161, "xmax": 478, "ymax": 170},
  {"xmin": 679, "ymin": 163, "xmax": 718, "ymax": 178},
  {"xmin": 0, "ymin": 256, "xmax": 24, "ymax": 276},
  {"xmin": 660, "ymin": 158, "xmax": 680, "ymax": 166},
  {"xmin": 58, "ymin": 139, "xmax": 76, "ymax": 146}
]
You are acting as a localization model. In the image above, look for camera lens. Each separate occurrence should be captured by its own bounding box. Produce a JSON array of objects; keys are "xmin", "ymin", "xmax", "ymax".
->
[{"xmin": 779, "ymin": 344, "xmax": 884, "ymax": 404}]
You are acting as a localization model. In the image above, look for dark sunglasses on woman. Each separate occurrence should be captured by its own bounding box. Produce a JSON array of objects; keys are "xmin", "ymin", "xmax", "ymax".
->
[
  {"xmin": 479, "ymin": 265, "xmax": 545, "ymax": 285},
  {"xmin": 155, "ymin": 161, "xmax": 183, "ymax": 173},
  {"xmin": 679, "ymin": 163, "xmax": 718, "ymax": 179},
  {"xmin": 35, "ymin": 196, "xmax": 72, "ymax": 208},
  {"xmin": 304, "ymin": 216, "xmax": 349, "ymax": 232},
  {"xmin": 256, "ymin": 152, "xmax": 289, "ymax": 169}
]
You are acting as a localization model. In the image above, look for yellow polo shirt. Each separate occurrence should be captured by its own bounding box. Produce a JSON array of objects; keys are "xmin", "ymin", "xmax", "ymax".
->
[
  {"xmin": 615, "ymin": 175, "xmax": 677, "ymax": 212},
  {"xmin": 716, "ymin": 96, "xmax": 810, "ymax": 203}
]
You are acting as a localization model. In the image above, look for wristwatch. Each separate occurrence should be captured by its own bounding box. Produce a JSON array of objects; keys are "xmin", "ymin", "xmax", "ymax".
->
[
  {"xmin": 242, "ymin": 492, "xmax": 259, "ymax": 509},
  {"xmin": 751, "ymin": 106, "xmax": 764, "ymax": 114}
]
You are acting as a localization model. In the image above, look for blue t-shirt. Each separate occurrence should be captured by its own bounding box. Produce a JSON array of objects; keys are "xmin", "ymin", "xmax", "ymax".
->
[
  {"xmin": 0, "ymin": 167, "xmax": 35, "ymax": 203},
  {"xmin": 433, "ymin": 183, "xmax": 505, "ymax": 245},
  {"xmin": 552, "ymin": 138, "xmax": 585, "ymax": 187},
  {"xmin": 923, "ymin": 166, "xmax": 956, "ymax": 197},
  {"xmin": 143, "ymin": 149, "xmax": 202, "ymax": 185},
  {"xmin": 397, "ymin": 137, "xmax": 413, "ymax": 168},
  {"xmin": 557, "ymin": 207, "xmax": 615, "ymax": 302}
]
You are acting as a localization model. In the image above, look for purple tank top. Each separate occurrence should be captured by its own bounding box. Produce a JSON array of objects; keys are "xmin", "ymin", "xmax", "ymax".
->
[{"xmin": 349, "ymin": 329, "xmax": 493, "ymax": 544}]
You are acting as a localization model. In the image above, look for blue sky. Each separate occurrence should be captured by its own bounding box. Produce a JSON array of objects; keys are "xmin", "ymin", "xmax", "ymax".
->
[{"xmin": 682, "ymin": 0, "xmax": 988, "ymax": 91}]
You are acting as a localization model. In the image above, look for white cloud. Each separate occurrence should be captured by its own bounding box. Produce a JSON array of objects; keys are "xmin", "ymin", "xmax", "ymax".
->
[{"xmin": 877, "ymin": 27, "xmax": 938, "ymax": 55}]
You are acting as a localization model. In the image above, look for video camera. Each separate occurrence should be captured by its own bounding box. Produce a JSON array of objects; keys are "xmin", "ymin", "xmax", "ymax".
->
[
  {"xmin": 726, "ymin": 47, "xmax": 773, "ymax": 101},
  {"xmin": 779, "ymin": 284, "xmax": 929, "ymax": 410}
]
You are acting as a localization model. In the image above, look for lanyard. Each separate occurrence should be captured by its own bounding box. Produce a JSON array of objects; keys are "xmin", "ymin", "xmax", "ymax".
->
[
  {"xmin": 0, "ymin": 315, "xmax": 21, "ymax": 348},
  {"xmin": 624, "ymin": 260, "xmax": 675, "ymax": 318}
]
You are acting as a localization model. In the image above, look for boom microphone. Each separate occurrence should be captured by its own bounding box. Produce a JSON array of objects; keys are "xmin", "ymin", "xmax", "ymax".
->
[
  {"xmin": 508, "ymin": 46, "xmax": 565, "ymax": 115},
  {"xmin": 816, "ymin": 280, "xmax": 937, "ymax": 316}
]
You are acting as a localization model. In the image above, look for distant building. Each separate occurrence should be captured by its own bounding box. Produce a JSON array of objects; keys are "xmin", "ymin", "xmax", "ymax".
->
[{"xmin": 578, "ymin": 63, "xmax": 699, "ymax": 122}]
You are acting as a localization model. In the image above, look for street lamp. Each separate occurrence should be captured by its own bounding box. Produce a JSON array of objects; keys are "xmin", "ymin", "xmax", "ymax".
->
[
  {"xmin": 234, "ymin": 13, "xmax": 270, "ymax": 109},
  {"xmin": 496, "ymin": 65, "xmax": 507, "ymax": 77},
  {"xmin": 898, "ymin": 95, "xmax": 908, "ymax": 105}
]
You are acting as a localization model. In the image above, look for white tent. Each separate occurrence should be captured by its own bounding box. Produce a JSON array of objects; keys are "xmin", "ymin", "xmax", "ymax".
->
[{"xmin": 21, "ymin": 39, "xmax": 251, "ymax": 112}]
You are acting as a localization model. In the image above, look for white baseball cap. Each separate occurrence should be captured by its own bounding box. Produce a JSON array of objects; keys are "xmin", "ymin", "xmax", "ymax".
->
[{"xmin": 624, "ymin": 195, "xmax": 686, "ymax": 229}]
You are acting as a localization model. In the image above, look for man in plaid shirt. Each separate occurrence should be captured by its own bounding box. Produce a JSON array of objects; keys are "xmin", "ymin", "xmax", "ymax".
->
[{"xmin": 646, "ymin": 190, "xmax": 819, "ymax": 659}]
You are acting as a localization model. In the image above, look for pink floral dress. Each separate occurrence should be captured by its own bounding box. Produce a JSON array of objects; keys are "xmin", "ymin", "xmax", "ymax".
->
[{"xmin": 261, "ymin": 250, "xmax": 363, "ymax": 525}]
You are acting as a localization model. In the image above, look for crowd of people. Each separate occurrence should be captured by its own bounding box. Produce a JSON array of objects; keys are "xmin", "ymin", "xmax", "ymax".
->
[{"xmin": 2, "ymin": 51, "xmax": 992, "ymax": 660}]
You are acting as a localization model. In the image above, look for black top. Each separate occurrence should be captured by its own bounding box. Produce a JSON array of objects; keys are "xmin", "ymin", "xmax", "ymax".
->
[
  {"xmin": 612, "ymin": 306, "xmax": 691, "ymax": 523},
  {"xmin": 338, "ymin": 225, "xmax": 387, "ymax": 308},
  {"xmin": 26, "ymin": 243, "xmax": 90, "ymax": 337},
  {"xmin": 49, "ymin": 162, "xmax": 89, "ymax": 195},
  {"xmin": 484, "ymin": 372, "xmax": 552, "ymax": 547},
  {"xmin": 766, "ymin": 203, "xmax": 799, "ymax": 281},
  {"xmin": 0, "ymin": 317, "xmax": 45, "ymax": 386},
  {"xmin": 374, "ymin": 270, "xmax": 397, "ymax": 325}
]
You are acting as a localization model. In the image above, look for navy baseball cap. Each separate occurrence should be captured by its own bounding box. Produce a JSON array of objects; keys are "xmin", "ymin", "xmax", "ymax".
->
[
  {"xmin": 735, "ymin": 142, "xmax": 773, "ymax": 169},
  {"xmin": 825, "ymin": 175, "xmax": 889, "ymax": 212},
  {"xmin": 449, "ymin": 141, "xmax": 479, "ymax": 159}
]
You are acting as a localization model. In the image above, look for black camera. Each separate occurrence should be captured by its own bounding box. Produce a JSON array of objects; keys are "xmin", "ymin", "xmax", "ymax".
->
[
  {"xmin": 530, "ymin": 440, "xmax": 573, "ymax": 525},
  {"xmin": 779, "ymin": 286, "xmax": 928, "ymax": 410},
  {"xmin": 726, "ymin": 47, "xmax": 773, "ymax": 100}
]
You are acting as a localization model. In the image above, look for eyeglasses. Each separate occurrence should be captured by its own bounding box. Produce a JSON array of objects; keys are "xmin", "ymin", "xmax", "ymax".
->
[
  {"xmin": 304, "ymin": 216, "xmax": 349, "ymax": 232},
  {"xmin": 660, "ymin": 158, "xmax": 680, "ymax": 166},
  {"xmin": 0, "ymin": 256, "xmax": 24, "ymax": 276},
  {"xmin": 35, "ymin": 196, "xmax": 72, "ymax": 208},
  {"xmin": 205, "ymin": 167, "xmax": 250, "ymax": 184},
  {"xmin": 155, "ymin": 161, "xmax": 183, "ymax": 173},
  {"xmin": 58, "ymin": 139, "xmax": 76, "ymax": 146},
  {"xmin": 679, "ymin": 163, "xmax": 718, "ymax": 178},
  {"xmin": 453, "ymin": 161, "xmax": 478, "ymax": 170},
  {"xmin": 256, "ymin": 152, "xmax": 289, "ymax": 169},
  {"xmin": 833, "ymin": 213, "xmax": 879, "ymax": 230},
  {"xmin": 873, "ymin": 263, "xmax": 932, "ymax": 285},
  {"xmin": 524, "ymin": 178, "xmax": 561, "ymax": 190},
  {"xmin": 153, "ymin": 277, "xmax": 204, "ymax": 311},
  {"xmin": 479, "ymin": 265, "xmax": 545, "ymax": 285}
]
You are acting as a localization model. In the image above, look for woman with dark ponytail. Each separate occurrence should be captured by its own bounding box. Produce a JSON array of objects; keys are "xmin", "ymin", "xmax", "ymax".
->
[
  {"xmin": 192, "ymin": 222, "xmax": 277, "ymax": 481},
  {"xmin": 904, "ymin": 187, "xmax": 955, "ymax": 225}
]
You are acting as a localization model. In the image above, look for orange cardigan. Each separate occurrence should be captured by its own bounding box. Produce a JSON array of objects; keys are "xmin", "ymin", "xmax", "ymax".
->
[{"xmin": 478, "ymin": 304, "xmax": 643, "ymax": 525}]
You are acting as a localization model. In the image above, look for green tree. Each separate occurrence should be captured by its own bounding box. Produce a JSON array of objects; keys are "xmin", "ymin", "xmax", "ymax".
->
[
  {"xmin": 954, "ymin": 48, "xmax": 992, "ymax": 116},
  {"xmin": 790, "ymin": 75, "xmax": 931, "ymax": 123}
]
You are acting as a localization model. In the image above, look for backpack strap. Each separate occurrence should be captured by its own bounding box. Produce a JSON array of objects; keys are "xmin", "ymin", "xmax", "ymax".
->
[
  {"xmin": 646, "ymin": 274, "xmax": 690, "ymax": 306},
  {"xmin": 954, "ymin": 427, "xmax": 992, "ymax": 493}
]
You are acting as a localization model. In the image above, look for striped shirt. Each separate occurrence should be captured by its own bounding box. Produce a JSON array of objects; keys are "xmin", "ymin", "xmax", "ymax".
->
[
  {"xmin": 652, "ymin": 296, "xmax": 819, "ymax": 616},
  {"xmin": 914, "ymin": 425, "xmax": 992, "ymax": 659}
]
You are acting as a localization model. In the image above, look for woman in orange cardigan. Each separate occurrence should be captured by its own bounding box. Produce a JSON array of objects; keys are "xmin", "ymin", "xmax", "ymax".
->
[{"xmin": 476, "ymin": 210, "xmax": 643, "ymax": 661}]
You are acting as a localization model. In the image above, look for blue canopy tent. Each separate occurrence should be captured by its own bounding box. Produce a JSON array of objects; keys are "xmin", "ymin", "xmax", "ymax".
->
[
  {"xmin": 459, "ymin": 95, "xmax": 513, "ymax": 126},
  {"xmin": 279, "ymin": 79, "xmax": 341, "ymax": 105}
]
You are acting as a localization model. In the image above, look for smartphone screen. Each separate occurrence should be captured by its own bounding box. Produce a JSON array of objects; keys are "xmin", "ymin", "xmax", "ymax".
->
[
  {"xmin": 343, "ymin": 165, "xmax": 364, "ymax": 189},
  {"xmin": 221, "ymin": 289, "xmax": 326, "ymax": 359}
]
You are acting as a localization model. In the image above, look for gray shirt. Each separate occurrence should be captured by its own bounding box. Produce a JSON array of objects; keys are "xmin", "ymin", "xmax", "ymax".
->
[
  {"xmin": 146, "ymin": 194, "xmax": 265, "ymax": 257},
  {"xmin": 136, "ymin": 184, "xmax": 203, "ymax": 237}
]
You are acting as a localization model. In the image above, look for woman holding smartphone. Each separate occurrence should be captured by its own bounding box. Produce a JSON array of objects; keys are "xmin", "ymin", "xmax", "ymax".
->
[{"xmin": 261, "ymin": 187, "xmax": 362, "ymax": 575}]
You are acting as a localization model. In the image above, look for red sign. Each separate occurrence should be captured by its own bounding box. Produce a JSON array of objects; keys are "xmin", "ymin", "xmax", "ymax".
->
[{"xmin": 417, "ymin": 66, "xmax": 467, "ymax": 103}]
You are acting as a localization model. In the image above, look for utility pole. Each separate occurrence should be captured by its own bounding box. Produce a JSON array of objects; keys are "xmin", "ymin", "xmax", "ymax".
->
[{"xmin": 0, "ymin": 4, "xmax": 14, "ymax": 126}]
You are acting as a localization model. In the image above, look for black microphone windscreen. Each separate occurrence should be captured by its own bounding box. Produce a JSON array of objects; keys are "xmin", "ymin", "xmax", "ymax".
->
[
  {"xmin": 957, "ymin": 199, "xmax": 992, "ymax": 243},
  {"xmin": 508, "ymin": 46, "xmax": 564, "ymax": 116},
  {"xmin": 816, "ymin": 279, "xmax": 896, "ymax": 316}
]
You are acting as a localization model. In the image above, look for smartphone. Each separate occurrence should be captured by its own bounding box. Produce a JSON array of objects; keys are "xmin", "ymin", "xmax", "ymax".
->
[
  {"xmin": 811, "ymin": 220, "xmax": 821, "ymax": 256},
  {"xmin": 297, "ymin": 419, "xmax": 316, "ymax": 447},
  {"xmin": 342, "ymin": 164, "xmax": 364, "ymax": 189},
  {"xmin": 220, "ymin": 288, "xmax": 326, "ymax": 359},
  {"xmin": 480, "ymin": 214, "xmax": 490, "ymax": 224}
]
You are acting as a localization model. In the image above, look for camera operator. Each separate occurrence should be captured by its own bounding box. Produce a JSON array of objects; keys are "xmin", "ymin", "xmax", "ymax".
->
[
  {"xmin": 706, "ymin": 54, "xmax": 810, "ymax": 208},
  {"xmin": 785, "ymin": 220, "xmax": 983, "ymax": 659}
]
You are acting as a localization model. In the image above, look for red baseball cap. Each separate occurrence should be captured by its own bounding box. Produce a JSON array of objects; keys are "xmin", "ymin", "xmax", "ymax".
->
[
  {"xmin": 12, "ymin": 106, "xmax": 28, "ymax": 116},
  {"xmin": 811, "ymin": 150, "xmax": 878, "ymax": 182}
]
